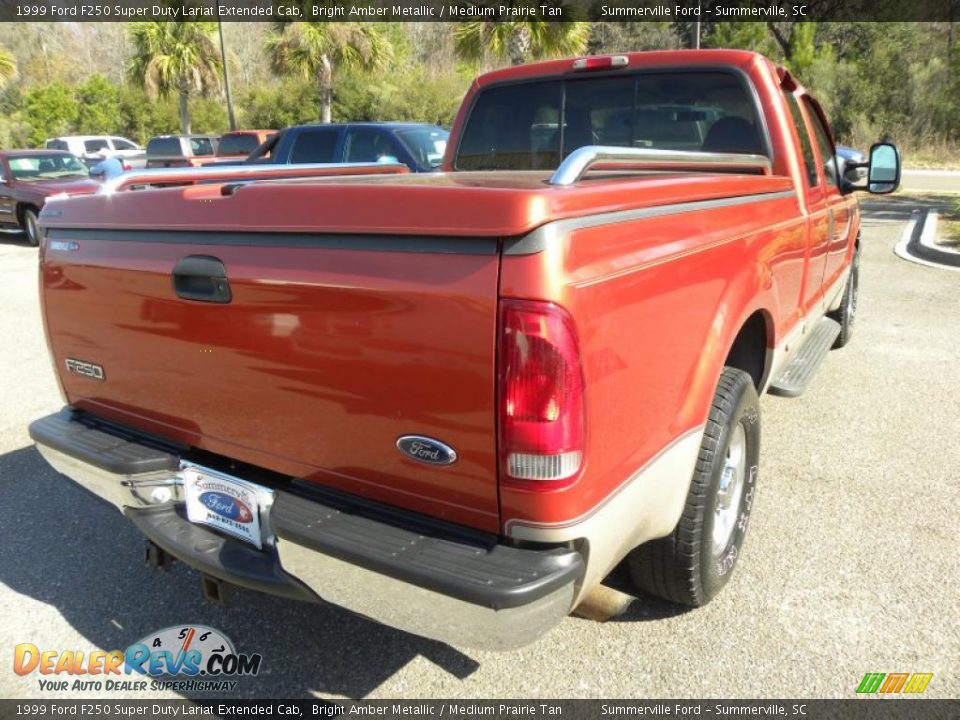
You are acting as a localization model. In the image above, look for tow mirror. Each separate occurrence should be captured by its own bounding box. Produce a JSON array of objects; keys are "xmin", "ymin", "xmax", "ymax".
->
[{"xmin": 866, "ymin": 142, "xmax": 900, "ymax": 194}]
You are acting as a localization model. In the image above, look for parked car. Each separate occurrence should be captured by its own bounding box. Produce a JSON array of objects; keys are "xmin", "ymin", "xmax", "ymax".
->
[
  {"xmin": 244, "ymin": 122, "xmax": 448, "ymax": 172},
  {"xmin": 837, "ymin": 144, "xmax": 867, "ymax": 182},
  {"xmin": 32, "ymin": 50, "xmax": 899, "ymax": 650},
  {"xmin": 216, "ymin": 129, "xmax": 275, "ymax": 161},
  {"xmin": 45, "ymin": 135, "xmax": 145, "ymax": 168},
  {"xmin": 145, "ymin": 135, "xmax": 220, "ymax": 169},
  {"xmin": 0, "ymin": 150, "xmax": 99, "ymax": 245}
]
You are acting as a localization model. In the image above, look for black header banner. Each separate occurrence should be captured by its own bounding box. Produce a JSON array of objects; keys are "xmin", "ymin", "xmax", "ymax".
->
[
  {"xmin": 2, "ymin": 0, "xmax": 960, "ymax": 23},
  {"xmin": 1, "ymin": 700, "xmax": 958, "ymax": 720}
]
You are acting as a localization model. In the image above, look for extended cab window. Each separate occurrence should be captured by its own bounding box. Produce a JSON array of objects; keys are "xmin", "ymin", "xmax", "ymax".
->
[
  {"xmin": 455, "ymin": 72, "xmax": 766, "ymax": 171},
  {"xmin": 344, "ymin": 129, "xmax": 401, "ymax": 163},
  {"xmin": 290, "ymin": 130, "xmax": 339, "ymax": 164},
  {"xmin": 784, "ymin": 92, "xmax": 819, "ymax": 188},
  {"xmin": 802, "ymin": 98, "xmax": 838, "ymax": 188}
]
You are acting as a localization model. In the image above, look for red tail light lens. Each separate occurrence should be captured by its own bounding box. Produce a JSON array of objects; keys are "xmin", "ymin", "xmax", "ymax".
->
[{"xmin": 499, "ymin": 300, "xmax": 585, "ymax": 484}]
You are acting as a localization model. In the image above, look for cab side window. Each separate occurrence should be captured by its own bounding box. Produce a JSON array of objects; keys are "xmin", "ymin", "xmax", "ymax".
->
[
  {"xmin": 290, "ymin": 130, "xmax": 339, "ymax": 164},
  {"xmin": 802, "ymin": 98, "xmax": 838, "ymax": 188},
  {"xmin": 783, "ymin": 91, "xmax": 818, "ymax": 188}
]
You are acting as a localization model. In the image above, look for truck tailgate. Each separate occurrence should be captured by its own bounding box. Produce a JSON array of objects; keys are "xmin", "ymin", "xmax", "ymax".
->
[{"xmin": 40, "ymin": 230, "xmax": 501, "ymax": 532}]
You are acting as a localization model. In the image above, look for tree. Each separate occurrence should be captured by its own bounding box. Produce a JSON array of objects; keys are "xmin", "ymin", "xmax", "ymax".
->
[
  {"xmin": 454, "ymin": 13, "xmax": 591, "ymax": 67},
  {"xmin": 75, "ymin": 74, "xmax": 121, "ymax": 135},
  {"xmin": 24, "ymin": 82, "xmax": 78, "ymax": 146},
  {"xmin": 0, "ymin": 44, "xmax": 16, "ymax": 89},
  {"xmin": 266, "ymin": 22, "xmax": 392, "ymax": 124},
  {"xmin": 127, "ymin": 21, "xmax": 222, "ymax": 135}
]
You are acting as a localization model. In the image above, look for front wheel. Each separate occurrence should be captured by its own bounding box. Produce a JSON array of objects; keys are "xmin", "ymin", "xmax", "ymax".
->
[
  {"xmin": 628, "ymin": 367, "xmax": 760, "ymax": 607},
  {"xmin": 22, "ymin": 208, "xmax": 40, "ymax": 247},
  {"xmin": 830, "ymin": 246, "xmax": 859, "ymax": 349}
]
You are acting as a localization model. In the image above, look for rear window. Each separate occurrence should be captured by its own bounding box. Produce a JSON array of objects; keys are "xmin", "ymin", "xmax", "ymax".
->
[
  {"xmin": 146, "ymin": 137, "xmax": 183, "ymax": 157},
  {"xmin": 455, "ymin": 72, "xmax": 765, "ymax": 171},
  {"xmin": 46, "ymin": 140, "xmax": 69, "ymax": 151},
  {"xmin": 217, "ymin": 133, "xmax": 262, "ymax": 157},
  {"xmin": 289, "ymin": 129, "xmax": 339, "ymax": 163}
]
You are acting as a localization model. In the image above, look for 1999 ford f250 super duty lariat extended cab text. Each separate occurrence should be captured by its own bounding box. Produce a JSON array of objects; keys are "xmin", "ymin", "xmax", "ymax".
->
[{"xmin": 30, "ymin": 50, "xmax": 900, "ymax": 650}]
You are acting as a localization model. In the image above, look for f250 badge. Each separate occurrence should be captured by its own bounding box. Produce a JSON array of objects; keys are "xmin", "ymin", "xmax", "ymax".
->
[
  {"xmin": 64, "ymin": 358, "xmax": 105, "ymax": 381},
  {"xmin": 396, "ymin": 436, "xmax": 457, "ymax": 466}
]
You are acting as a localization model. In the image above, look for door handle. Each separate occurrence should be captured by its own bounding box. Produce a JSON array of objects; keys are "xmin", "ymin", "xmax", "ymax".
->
[{"xmin": 171, "ymin": 255, "xmax": 232, "ymax": 303}]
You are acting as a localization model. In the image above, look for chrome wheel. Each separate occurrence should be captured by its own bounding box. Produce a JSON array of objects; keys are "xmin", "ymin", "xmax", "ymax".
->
[{"xmin": 712, "ymin": 423, "xmax": 746, "ymax": 555}]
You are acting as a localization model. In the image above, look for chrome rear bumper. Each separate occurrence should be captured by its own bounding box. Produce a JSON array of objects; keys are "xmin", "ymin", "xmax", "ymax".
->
[{"xmin": 31, "ymin": 409, "xmax": 582, "ymax": 651}]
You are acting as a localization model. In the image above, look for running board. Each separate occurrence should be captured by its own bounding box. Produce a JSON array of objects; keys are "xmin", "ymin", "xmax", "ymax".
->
[{"xmin": 768, "ymin": 317, "xmax": 842, "ymax": 398}]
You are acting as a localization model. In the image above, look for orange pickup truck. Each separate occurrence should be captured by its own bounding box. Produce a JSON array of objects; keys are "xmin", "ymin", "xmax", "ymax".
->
[{"xmin": 30, "ymin": 50, "xmax": 899, "ymax": 650}]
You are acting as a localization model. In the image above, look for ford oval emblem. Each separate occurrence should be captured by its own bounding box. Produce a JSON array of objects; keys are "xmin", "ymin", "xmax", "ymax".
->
[
  {"xmin": 200, "ymin": 491, "xmax": 253, "ymax": 524},
  {"xmin": 396, "ymin": 435, "xmax": 458, "ymax": 466}
]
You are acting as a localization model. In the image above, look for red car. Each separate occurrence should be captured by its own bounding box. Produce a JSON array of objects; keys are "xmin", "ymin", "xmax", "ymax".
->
[
  {"xmin": 0, "ymin": 150, "xmax": 100, "ymax": 245},
  {"xmin": 215, "ymin": 129, "xmax": 275, "ymax": 161},
  {"xmin": 32, "ymin": 50, "xmax": 898, "ymax": 650}
]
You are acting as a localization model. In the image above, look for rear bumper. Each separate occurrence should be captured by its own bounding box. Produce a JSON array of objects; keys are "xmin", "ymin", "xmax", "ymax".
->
[{"xmin": 29, "ymin": 410, "xmax": 582, "ymax": 650}]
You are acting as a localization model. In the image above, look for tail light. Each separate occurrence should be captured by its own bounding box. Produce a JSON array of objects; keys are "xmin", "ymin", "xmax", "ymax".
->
[
  {"xmin": 572, "ymin": 55, "xmax": 629, "ymax": 72},
  {"xmin": 121, "ymin": 160, "xmax": 131, "ymax": 171},
  {"xmin": 498, "ymin": 299, "xmax": 585, "ymax": 485}
]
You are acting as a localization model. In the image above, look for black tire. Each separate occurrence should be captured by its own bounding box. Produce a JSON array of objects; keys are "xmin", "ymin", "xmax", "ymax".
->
[
  {"xmin": 21, "ymin": 207, "xmax": 40, "ymax": 247},
  {"xmin": 830, "ymin": 245, "xmax": 859, "ymax": 349},
  {"xmin": 628, "ymin": 367, "xmax": 760, "ymax": 607}
]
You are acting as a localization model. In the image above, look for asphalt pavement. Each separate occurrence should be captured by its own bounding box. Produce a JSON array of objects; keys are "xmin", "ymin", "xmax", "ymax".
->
[{"xmin": 0, "ymin": 202, "xmax": 958, "ymax": 700}]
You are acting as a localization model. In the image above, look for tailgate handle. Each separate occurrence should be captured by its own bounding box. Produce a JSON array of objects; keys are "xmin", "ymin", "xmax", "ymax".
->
[{"xmin": 172, "ymin": 255, "xmax": 232, "ymax": 304}]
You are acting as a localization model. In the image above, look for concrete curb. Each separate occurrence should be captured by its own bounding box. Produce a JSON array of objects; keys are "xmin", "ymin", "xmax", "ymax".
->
[{"xmin": 894, "ymin": 208, "xmax": 960, "ymax": 272}]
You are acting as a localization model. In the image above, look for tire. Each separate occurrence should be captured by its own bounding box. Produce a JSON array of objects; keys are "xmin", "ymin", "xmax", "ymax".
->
[
  {"xmin": 21, "ymin": 207, "xmax": 40, "ymax": 247},
  {"xmin": 829, "ymin": 245, "xmax": 859, "ymax": 349},
  {"xmin": 628, "ymin": 367, "xmax": 760, "ymax": 607}
]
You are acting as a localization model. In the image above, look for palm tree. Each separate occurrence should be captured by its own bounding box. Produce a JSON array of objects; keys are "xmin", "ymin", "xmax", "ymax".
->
[
  {"xmin": 266, "ymin": 22, "xmax": 392, "ymax": 124},
  {"xmin": 0, "ymin": 44, "xmax": 16, "ymax": 88},
  {"xmin": 454, "ymin": 13, "xmax": 591, "ymax": 67},
  {"xmin": 128, "ymin": 22, "xmax": 222, "ymax": 135}
]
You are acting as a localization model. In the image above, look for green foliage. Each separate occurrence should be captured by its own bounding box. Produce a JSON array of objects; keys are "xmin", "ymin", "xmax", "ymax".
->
[
  {"xmin": 454, "ymin": 20, "xmax": 590, "ymax": 66},
  {"xmin": 703, "ymin": 23, "xmax": 777, "ymax": 57},
  {"xmin": 0, "ymin": 43, "xmax": 16, "ymax": 88},
  {"xmin": 242, "ymin": 78, "xmax": 321, "ymax": 129},
  {"xmin": 2, "ymin": 21, "xmax": 960, "ymax": 166},
  {"xmin": 333, "ymin": 67, "xmax": 469, "ymax": 126},
  {"xmin": 75, "ymin": 75, "xmax": 121, "ymax": 135},
  {"xmin": 127, "ymin": 21, "xmax": 222, "ymax": 133},
  {"xmin": 23, "ymin": 82, "xmax": 78, "ymax": 146}
]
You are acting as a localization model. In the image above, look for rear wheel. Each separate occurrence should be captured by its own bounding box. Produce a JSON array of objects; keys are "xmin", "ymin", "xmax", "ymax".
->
[
  {"xmin": 830, "ymin": 246, "xmax": 859, "ymax": 349},
  {"xmin": 628, "ymin": 367, "xmax": 760, "ymax": 607},
  {"xmin": 21, "ymin": 208, "xmax": 40, "ymax": 247}
]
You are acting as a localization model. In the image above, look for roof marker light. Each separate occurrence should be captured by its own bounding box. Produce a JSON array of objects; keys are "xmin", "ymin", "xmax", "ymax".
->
[{"xmin": 572, "ymin": 55, "xmax": 629, "ymax": 72}]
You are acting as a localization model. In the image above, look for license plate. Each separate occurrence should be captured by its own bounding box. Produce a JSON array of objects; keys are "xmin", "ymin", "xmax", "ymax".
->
[{"xmin": 183, "ymin": 465, "xmax": 272, "ymax": 549}]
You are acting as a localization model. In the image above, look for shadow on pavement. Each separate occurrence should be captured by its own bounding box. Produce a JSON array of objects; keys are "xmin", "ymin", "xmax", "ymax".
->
[
  {"xmin": 0, "ymin": 445, "xmax": 480, "ymax": 699},
  {"xmin": 0, "ymin": 233, "xmax": 32, "ymax": 248}
]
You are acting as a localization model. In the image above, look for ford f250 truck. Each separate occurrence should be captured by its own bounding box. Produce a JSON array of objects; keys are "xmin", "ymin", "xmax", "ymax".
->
[{"xmin": 30, "ymin": 51, "xmax": 900, "ymax": 651}]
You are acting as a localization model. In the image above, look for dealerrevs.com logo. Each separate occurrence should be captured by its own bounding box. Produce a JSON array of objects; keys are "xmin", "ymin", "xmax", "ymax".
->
[{"xmin": 14, "ymin": 625, "xmax": 262, "ymax": 693}]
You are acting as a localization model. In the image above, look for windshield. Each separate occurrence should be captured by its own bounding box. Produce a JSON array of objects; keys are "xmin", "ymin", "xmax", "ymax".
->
[
  {"xmin": 8, "ymin": 154, "xmax": 89, "ymax": 181},
  {"xmin": 455, "ymin": 72, "xmax": 765, "ymax": 171},
  {"xmin": 396, "ymin": 127, "xmax": 449, "ymax": 169}
]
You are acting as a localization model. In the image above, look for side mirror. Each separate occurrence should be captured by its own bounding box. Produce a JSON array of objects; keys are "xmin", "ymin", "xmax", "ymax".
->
[{"xmin": 866, "ymin": 142, "xmax": 900, "ymax": 194}]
